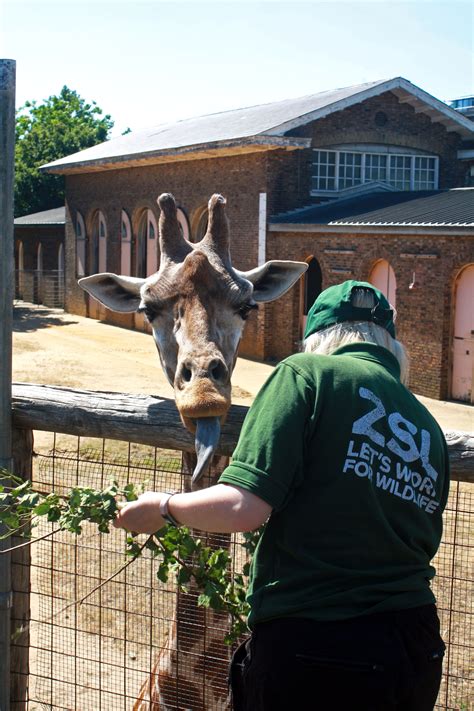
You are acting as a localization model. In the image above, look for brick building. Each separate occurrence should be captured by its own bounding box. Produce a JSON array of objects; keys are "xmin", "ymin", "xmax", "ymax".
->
[
  {"xmin": 42, "ymin": 77, "xmax": 474, "ymax": 401},
  {"xmin": 14, "ymin": 207, "xmax": 65, "ymax": 307}
]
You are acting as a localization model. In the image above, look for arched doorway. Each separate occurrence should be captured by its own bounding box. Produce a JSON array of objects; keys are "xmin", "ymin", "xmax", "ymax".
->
[
  {"xmin": 121, "ymin": 210, "xmax": 132, "ymax": 275},
  {"xmin": 36, "ymin": 243, "xmax": 43, "ymax": 304},
  {"xmin": 134, "ymin": 209, "xmax": 158, "ymax": 277},
  {"xmin": 177, "ymin": 207, "xmax": 191, "ymax": 242},
  {"xmin": 17, "ymin": 240, "xmax": 24, "ymax": 299},
  {"xmin": 75, "ymin": 212, "xmax": 86, "ymax": 277},
  {"xmin": 300, "ymin": 256, "xmax": 322, "ymax": 337},
  {"xmin": 369, "ymin": 259, "xmax": 396, "ymax": 306},
  {"xmin": 88, "ymin": 211, "xmax": 107, "ymax": 319},
  {"xmin": 57, "ymin": 243, "xmax": 65, "ymax": 307},
  {"xmin": 452, "ymin": 265, "xmax": 474, "ymax": 403},
  {"xmin": 192, "ymin": 207, "xmax": 208, "ymax": 243}
]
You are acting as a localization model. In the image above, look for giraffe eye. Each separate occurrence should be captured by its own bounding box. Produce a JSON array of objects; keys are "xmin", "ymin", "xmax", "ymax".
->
[
  {"xmin": 139, "ymin": 305, "xmax": 159, "ymax": 322},
  {"xmin": 237, "ymin": 302, "xmax": 258, "ymax": 320}
]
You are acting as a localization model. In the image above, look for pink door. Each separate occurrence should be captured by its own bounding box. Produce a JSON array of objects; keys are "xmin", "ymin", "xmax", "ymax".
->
[
  {"xmin": 452, "ymin": 265, "xmax": 474, "ymax": 403},
  {"xmin": 369, "ymin": 260, "xmax": 396, "ymax": 307}
]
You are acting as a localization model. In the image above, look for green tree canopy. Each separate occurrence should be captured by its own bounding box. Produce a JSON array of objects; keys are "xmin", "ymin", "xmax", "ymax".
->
[{"xmin": 15, "ymin": 86, "xmax": 114, "ymax": 217}]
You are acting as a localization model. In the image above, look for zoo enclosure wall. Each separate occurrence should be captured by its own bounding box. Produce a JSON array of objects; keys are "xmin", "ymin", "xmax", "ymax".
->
[{"xmin": 8, "ymin": 384, "xmax": 474, "ymax": 711}]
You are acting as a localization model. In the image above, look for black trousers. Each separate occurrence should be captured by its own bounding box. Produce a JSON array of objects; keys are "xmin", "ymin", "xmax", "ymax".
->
[{"xmin": 230, "ymin": 605, "xmax": 445, "ymax": 711}]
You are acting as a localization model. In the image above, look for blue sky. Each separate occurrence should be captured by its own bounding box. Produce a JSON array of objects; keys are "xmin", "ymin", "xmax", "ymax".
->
[{"xmin": 2, "ymin": 0, "xmax": 473, "ymax": 136}]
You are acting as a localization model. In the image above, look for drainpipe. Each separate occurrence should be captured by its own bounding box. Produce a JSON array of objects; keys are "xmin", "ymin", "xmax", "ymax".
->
[
  {"xmin": 258, "ymin": 192, "xmax": 267, "ymax": 266},
  {"xmin": 0, "ymin": 58, "xmax": 16, "ymax": 711}
]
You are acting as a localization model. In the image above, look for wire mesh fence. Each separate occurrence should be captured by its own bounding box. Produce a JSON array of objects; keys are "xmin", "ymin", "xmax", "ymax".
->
[{"xmin": 9, "ymin": 433, "xmax": 474, "ymax": 710}]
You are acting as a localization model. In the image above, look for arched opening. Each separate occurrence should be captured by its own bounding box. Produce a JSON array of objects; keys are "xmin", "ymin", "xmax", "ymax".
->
[
  {"xmin": 36, "ymin": 243, "xmax": 43, "ymax": 273},
  {"xmin": 369, "ymin": 259, "xmax": 396, "ymax": 307},
  {"xmin": 177, "ymin": 207, "xmax": 191, "ymax": 242},
  {"xmin": 121, "ymin": 210, "xmax": 132, "ymax": 276},
  {"xmin": 58, "ymin": 243, "xmax": 64, "ymax": 273},
  {"xmin": 36, "ymin": 243, "xmax": 43, "ymax": 304},
  {"xmin": 17, "ymin": 240, "xmax": 24, "ymax": 299},
  {"xmin": 452, "ymin": 264, "xmax": 474, "ymax": 402},
  {"xmin": 76, "ymin": 212, "xmax": 86, "ymax": 277},
  {"xmin": 300, "ymin": 256, "xmax": 322, "ymax": 337},
  {"xmin": 57, "ymin": 243, "xmax": 65, "ymax": 307},
  {"xmin": 134, "ymin": 209, "xmax": 158, "ymax": 277},
  {"xmin": 89, "ymin": 211, "xmax": 107, "ymax": 275},
  {"xmin": 192, "ymin": 207, "xmax": 208, "ymax": 243}
]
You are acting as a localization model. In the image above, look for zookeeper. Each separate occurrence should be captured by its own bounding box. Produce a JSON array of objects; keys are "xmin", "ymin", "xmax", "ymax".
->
[{"xmin": 114, "ymin": 280, "xmax": 450, "ymax": 711}]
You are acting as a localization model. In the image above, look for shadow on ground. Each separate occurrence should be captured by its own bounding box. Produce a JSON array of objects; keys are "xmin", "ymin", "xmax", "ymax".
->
[{"xmin": 13, "ymin": 303, "xmax": 79, "ymax": 333}]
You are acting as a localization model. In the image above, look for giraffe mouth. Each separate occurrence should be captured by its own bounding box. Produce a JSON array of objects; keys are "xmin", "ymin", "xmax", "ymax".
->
[{"xmin": 192, "ymin": 416, "xmax": 221, "ymax": 483}]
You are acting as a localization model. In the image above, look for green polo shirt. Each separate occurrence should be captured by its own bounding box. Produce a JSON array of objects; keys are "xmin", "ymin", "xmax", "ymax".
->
[{"xmin": 219, "ymin": 343, "xmax": 450, "ymax": 627}]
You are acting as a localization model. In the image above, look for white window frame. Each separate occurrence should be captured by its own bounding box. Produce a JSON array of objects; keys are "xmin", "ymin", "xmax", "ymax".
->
[{"xmin": 311, "ymin": 147, "xmax": 439, "ymax": 196}]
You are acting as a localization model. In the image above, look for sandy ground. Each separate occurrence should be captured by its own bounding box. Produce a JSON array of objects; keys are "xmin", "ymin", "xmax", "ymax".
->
[{"xmin": 12, "ymin": 302, "xmax": 474, "ymax": 434}]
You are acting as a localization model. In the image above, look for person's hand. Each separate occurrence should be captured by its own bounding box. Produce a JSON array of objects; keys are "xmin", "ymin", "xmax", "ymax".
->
[{"xmin": 113, "ymin": 491, "xmax": 166, "ymax": 534}]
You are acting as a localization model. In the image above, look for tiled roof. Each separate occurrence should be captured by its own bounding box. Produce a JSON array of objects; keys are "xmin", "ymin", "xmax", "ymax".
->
[
  {"xmin": 41, "ymin": 77, "xmax": 474, "ymax": 174},
  {"xmin": 269, "ymin": 189, "xmax": 474, "ymax": 228},
  {"xmin": 14, "ymin": 207, "xmax": 66, "ymax": 226}
]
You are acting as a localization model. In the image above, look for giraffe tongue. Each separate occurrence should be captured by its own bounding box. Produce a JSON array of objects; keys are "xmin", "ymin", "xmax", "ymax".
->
[{"xmin": 192, "ymin": 417, "xmax": 221, "ymax": 484}]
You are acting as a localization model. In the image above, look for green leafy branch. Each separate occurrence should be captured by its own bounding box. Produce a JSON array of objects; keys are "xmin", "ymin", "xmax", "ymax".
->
[{"xmin": 0, "ymin": 470, "xmax": 261, "ymax": 643}]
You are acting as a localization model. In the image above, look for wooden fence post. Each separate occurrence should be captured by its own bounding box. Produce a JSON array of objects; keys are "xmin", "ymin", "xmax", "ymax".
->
[
  {"xmin": 10, "ymin": 428, "xmax": 33, "ymax": 710},
  {"xmin": 0, "ymin": 57, "xmax": 16, "ymax": 711}
]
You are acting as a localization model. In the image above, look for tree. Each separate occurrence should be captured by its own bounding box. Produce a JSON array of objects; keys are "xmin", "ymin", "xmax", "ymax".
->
[{"xmin": 14, "ymin": 86, "xmax": 114, "ymax": 217}]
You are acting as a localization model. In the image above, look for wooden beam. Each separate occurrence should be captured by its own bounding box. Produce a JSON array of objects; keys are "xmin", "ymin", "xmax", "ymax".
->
[
  {"xmin": 0, "ymin": 58, "xmax": 16, "ymax": 711},
  {"xmin": 11, "ymin": 383, "xmax": 474, "ymax": 483},
  {"xmin": 11, "ymin": 383, "xmax": 247, "ymax": 458}
]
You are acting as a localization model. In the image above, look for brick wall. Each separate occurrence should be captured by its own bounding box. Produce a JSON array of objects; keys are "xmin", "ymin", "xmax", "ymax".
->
[
  {"xmin": 65, "ymin": 152, "xmax": 270, "ymax": 357},
  {"xmin": 15, "ymin": 225, "xmax": 64, "ymax": 271},
  {"xmin": 264, "ymin": 229, "xmax": 474, "ymax": 399}
]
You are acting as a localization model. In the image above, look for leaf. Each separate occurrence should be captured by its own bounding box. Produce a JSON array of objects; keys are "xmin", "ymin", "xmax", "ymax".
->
[{"xmin": 157, "ymin": 562, "xmax": 169, "ymax": 583}]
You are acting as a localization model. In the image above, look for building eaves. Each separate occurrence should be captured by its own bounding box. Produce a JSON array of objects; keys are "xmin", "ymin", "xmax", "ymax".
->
[
  {"xmin": 269, "ymin": 189, "xmax": 474, "ymax": 230},
  {"xmin": 41, "ymin": 77, "xmax": 474, "ymax": 175},
  {"xmin": 41, "ymin": 135, "xmax": 310, "ymax": 174},
  {"xmin": 14, "ymin": 206, "xmax": 66, "ymax": 226}
]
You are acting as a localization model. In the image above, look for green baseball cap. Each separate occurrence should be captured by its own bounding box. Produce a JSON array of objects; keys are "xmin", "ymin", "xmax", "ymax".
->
[{"xmin": 304, "ymin": 280, "xmax": 396, "ymax": 339}]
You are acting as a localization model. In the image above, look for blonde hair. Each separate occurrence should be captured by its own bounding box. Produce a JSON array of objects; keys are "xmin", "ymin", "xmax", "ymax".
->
[{"xmin": 304, "ymin": 288, "xmax": 409, "ymax": 384}]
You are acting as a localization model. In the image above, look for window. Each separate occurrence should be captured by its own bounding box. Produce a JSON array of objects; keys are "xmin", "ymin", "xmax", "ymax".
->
[
  {"xmin": 75, "ymin": 212, "xmax": 86, "ymax": 277},
  {"xmin": 365, "ymin": 154, "xmax": 387, "ymax": 183},
  {"xmin": 389, "ymin": 156, "xmax": 411, "ymax": 190},
  {"xmin": 90, "ymin": 211, "xmax": 107, "ymax": 274},
  {"xmin": 311, "ymin": 151, "xmax": 336, "ymax": 191},
  {"xmin": 134, "ymin": 209, "xmax": 158, "ymax": 277},
  {"xmin": 338, "ymin": 152, "xmax": 362, "ymax": 189},
  {"xmin": 413, "ymin": 157, "xmax": 436, "ymax": 190},
  {"xmin": 121, "ymin": 210, "xmax": 132, "ymax": 275},
  {"xmin": 311, "ymin": 148, "xmax": 438, "ymax": 194}
]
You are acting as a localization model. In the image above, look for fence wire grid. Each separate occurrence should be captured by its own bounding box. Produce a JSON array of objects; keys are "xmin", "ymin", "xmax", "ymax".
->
[{"xmin": 9, "ymin": 433, "xmax": 473, "ymax": 711}]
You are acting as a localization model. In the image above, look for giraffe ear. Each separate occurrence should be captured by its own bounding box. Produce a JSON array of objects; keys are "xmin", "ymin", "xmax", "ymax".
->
[
  {"xmin": 237, "ymin": 260, "xmax": 308, "ymax": 303},
  {"xmin": 79, "ymin": 273, "xmax": 145, "ymax": 312}
]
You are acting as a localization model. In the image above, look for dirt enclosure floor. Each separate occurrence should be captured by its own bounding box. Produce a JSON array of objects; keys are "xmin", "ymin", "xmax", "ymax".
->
[{"xmin": 12, "ymin": 302, "xmax": 474, "ymax": 435}]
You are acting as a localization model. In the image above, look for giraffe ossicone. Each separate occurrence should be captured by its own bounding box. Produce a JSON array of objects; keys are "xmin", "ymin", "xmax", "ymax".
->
[{"xmin": 79, "ymin": 193, "xmax": 308, "ymax": 481}]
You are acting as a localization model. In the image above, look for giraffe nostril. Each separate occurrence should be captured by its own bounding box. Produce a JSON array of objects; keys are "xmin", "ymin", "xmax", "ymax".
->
[
  {"xmin": 182, "ymin": 365, "xmax": 192, "ymax": 383},
  {"xmin": 210, "ymin": 359, "xmax": 227, "ymax": 382}
]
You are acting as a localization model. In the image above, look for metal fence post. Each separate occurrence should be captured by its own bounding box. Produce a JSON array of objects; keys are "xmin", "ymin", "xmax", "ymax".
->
[{"xmin": 0, "ymin": 58, "xmax": 16, "ymax": 711}]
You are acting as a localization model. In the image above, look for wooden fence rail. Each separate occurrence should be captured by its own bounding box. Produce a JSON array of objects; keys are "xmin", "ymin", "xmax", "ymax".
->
[{"xmin": 11, "ymin": 382, "xmax": 474, "ymax": 481}]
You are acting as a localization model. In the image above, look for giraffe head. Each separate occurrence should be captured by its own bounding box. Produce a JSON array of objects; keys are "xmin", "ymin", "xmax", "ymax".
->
[{"xmin": 79, "ymin": 193, "xmax": 307, "ymax": 481}]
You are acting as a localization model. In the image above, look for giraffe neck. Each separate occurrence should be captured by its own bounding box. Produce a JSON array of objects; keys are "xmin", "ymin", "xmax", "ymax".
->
[{"xmin": 134, "ymin": 453, "xmax": 232, "ymax": 711}]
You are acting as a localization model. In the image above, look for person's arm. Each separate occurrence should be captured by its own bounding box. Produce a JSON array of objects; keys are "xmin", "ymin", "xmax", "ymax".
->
[{"xmin": 113, "ymin": 483, "xmax": 272, "ymax": 534}]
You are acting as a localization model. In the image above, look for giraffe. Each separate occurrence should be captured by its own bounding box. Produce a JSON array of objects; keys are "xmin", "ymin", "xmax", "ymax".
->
[{"xmin": 79, "ymin": 192, "xmax": 307, "ymax": 709}]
